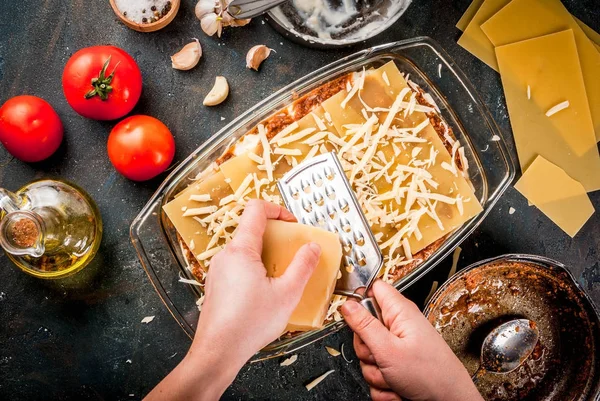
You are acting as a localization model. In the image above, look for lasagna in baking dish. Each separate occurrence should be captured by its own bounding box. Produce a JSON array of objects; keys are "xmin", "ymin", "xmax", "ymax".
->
[{"xmin": 163, "ymin": 60, "xmax": 482, "ymax": 324}]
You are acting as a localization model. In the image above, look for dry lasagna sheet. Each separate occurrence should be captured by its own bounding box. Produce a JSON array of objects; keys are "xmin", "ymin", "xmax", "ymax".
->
[{"xmin": 163, "ymin": 61, "xmax": 483, "ymax": 324}]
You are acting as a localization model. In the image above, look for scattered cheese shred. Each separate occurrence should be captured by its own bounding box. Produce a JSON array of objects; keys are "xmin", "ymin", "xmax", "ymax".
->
[
  {"xmin": 258, "ymin": 124, "xmax": 273, "ymax": 182},
  {"xmin": 189, "ymin": 194, "xmax": 211, "ymax": 202},
  {"xmin": 280, "ymin": 355, "xmax": 298, "ymax": 366},
  {"xmin": 247, "ymin": 152, "xmax": 263, "ymax": 164},
  {"xmin": 326, "ymin": 346, "xmax": 341, "ymax": 357},
  {"xmin": 545, "ymin": 100, "xmax": 570, "ymax": 117},
  {"xmin": 341, "ymin": 343, "xmax": 353, "ymax": 363},
  {"xmin": 178, "ymin": 276, "xmax": 202, "ymax": 286},
  {"xmin": 491, "ymin": 135, "xmax": 501, "ymax": 141},
  {"xmin": 274, "ymin": 147, "xmax": 302, "ymax": 156},
  {"xmin": 197, "ymin": 246, "xmax": 223, "ymax": 261},
  {"xmin": 277, "ymin": 127, "xmax": 317, "ymax": 146},
  {"xmin": 424, "ymin": 281, "xmax": 439, "ymax": 306},
  {"xmin": 527, "ymin": 85, "xmax": 531, "ymax": 100},
  {"xmin": 305, "ymin": 370, "xmax": 335, "ymax": 391},
  {"xmin": 183, "ymin": 206, "xmax": 218, "ymax": 217},
  {"xmin": 312, "ymin": 112, "xmax": 327, "ymax": 131},
  {"xmin": 141, "ymin": 316, "xmax": 155, "ymax": 324},
  {"xmin": 509, "ymin": 207, "xmax": 516, "ymax": 215},
  {"xmin": 382, "ymin": 71, "xmax": 390, "ymax": 86},
  {"xmin": 269, "ymin": 121, "xmax": 299, "ymax": 143},
  {"xmin": 448, "ymin": 246, "xmax": 462, "ymax": 279}
]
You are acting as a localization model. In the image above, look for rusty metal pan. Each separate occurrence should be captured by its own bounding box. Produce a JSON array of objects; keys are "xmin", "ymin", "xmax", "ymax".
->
[{"xmin": 424, "ymin": 254, "xmax": 600, "ymax": 401}]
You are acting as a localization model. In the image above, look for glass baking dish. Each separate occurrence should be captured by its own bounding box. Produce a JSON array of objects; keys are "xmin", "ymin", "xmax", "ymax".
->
[{"xmin": 130, "ymin": 37, "xmax": 516, "ymax": 361}]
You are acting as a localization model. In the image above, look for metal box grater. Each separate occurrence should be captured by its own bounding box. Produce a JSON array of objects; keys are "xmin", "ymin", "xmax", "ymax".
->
[{"xmin": 277, "ymin": 152, "xmax": 384, "ymax": 315}]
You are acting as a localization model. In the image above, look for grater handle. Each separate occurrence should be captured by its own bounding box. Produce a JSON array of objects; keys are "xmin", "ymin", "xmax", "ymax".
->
[{"xmin": 360, "ymin": 296, "xmax": 383, "ymax": 321}]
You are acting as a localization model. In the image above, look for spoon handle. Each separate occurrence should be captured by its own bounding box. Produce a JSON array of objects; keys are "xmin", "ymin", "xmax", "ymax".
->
[{"xmin": 471, "ymin": 367, "xmax": 485, "ymax": 385}]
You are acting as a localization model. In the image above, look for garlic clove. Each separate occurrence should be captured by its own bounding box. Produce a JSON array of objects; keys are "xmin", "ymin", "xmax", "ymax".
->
[
  {"xmin": 171, "ymin": 39, "xmax": 202, "ymax": 71},
  {"xmin": 195, "ymin": 0, "xmax": 216, "ymax": 20},
  {"xmin": 204, "ymin": 76, "xmax": 229, "ymax": 106},
  {"xmin": 201, "ymin": 13, "xmax": 221, "ymax": 36},
  {"xmin": 246, "ymin": 45, "xmax": 273, "ymax": 71}
]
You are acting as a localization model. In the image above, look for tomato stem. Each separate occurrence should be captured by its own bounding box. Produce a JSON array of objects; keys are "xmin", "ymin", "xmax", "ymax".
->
[{"xmin": 84, "ymin": 56, "xmax": 120, "ymax": 101}]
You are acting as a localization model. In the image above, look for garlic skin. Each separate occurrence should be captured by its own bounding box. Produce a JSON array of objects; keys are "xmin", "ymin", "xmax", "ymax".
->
[
  {"xmin": 204, "ymin": 76, "xmax": 229, "ymax": 106},
  {"xmin": 246, "ymin": 45, "xmax": 273, "ymax": 71},
  {"xmin": 171, "ymin": 39, "xmax": 202, "ymax": 71},
  {"xmin": 195, "ymin": 0, "xmax": 216, "ymax": 20},
  {"xmin": 200, "ymin": 12, "xmax": 221, "ymax": 37}
]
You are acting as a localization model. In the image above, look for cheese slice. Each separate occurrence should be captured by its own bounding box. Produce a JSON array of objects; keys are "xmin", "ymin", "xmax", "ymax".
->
[
  {"xmin": 456, "ymin": 0, "xmax": 484, "ymax": 31},
  {"xmin": 515, "ymin": 156, "xmax": 594, "ymax": 237},
  {"xmin": 163, "ymin": 171, "xmax": 234, "ymax": 262},
  {"xmin": 457, "ymin": 0, "xmax": 510, "ymax": 71},
  {"xmin": 262, "ymin": 220, "xmax": 342, "ymax": 332},
  {"xmin": 481, "ymin": 0, "xmax": 600, "ymax": 139},
  {"xmin": 495, "ymin": 30, "xmax": 600, "ymax": 192}
]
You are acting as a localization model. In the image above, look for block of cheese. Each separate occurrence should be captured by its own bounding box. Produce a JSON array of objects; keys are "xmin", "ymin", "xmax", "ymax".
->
[
  {"xmin": 456, "ymin": 0, "xmax": 484, "ymax": 31},
  {"xmin": 515, "ymin": 156, "xmax": 595, "ymax": 237},
  {"xmin": 262, "ymin": 220, "xmax": 342, "ymax": 332},
  {"xmin": 162, "ymin": 171, "xmax": 234, "ymax": 263},
  {"xmin": 457, "ymin": 0, "xmax": 510, "ymax": 71},
  {"xmin": 481, "ymin": 0, "xmax": 600, "ymax": 139},
  {"xmin": 495, "ymin": 30, "xmax": 600, "ymax": 192}
]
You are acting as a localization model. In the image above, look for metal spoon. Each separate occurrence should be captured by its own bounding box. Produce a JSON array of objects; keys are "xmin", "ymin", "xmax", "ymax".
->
[{"xmin": 472, "ymin": 319, "xmax": 539, "ymax": 383}]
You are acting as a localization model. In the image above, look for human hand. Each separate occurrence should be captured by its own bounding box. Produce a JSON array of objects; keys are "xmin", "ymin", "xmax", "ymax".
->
[
  {"xmin": 194, "ymin": 199, "xmax": 322, "ymax": 364},
  {"xmin": 341, "ymin": 280, "xmax": 482, "ymax": 401},
  {"xmin": 146, "ymin": 200, "xmax": 322, "ymax": 401}
]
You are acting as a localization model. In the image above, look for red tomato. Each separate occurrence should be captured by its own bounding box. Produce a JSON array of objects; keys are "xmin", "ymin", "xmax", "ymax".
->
[
  {"xmin": 0, "ymin": 95, "xmax": 63, "ymax": 162},
  {"xmin": 62, "ymin": 46, "xmax": 142, "ymax": 121},
  {"xmin": 107, "ymin": 115, "xmax": 175, "ymax": 181}
]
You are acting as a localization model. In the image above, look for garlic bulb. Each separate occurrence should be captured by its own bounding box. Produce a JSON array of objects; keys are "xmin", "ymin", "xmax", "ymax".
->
[
  {"xmin": 171, "ymin": 39, "xmax": 202, "ymax": 70},
  {"xmin": 195, "ymin": 0, "xmax": 216, "ymax": 20},
  {"xmin": 246, "ymin": 45, "xmax": 273, "ymax": 71},
  {"xmin": 195, "ymin": 0, "xmax": 250, "ymax": 37},
  {"xmin": 204, "ymin": 76, "xmax": 229, "ymax": 106}
]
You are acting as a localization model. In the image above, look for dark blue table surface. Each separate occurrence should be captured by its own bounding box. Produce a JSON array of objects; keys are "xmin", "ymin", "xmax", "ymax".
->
[{"xmin": 1, "ymin": 0, "xmax": 599, "ymax": 400}]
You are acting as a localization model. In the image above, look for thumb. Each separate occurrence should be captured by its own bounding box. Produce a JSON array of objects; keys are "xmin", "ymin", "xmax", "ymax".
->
[
  {"xmin": 275, "ymin": 242, "xmax": 321, "ymax": 303},
  {"xmin": 342, "ymin": 300, "xmax": 392, "ymax": 356}
]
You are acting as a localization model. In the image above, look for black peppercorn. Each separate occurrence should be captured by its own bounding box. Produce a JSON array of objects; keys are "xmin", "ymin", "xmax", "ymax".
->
[
  {"xmin": 142, "ymin": 17, "xmax": 148, "ymax": 23},
  {"xmin": 151, "ymin": 5, "xmax": 157, "ymax": 11}
]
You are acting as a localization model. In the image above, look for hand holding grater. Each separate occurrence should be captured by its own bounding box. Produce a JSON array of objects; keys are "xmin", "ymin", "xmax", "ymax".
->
[{"xmin": 277, "ymin": 152, "xmax": 384, "ymax": 320}]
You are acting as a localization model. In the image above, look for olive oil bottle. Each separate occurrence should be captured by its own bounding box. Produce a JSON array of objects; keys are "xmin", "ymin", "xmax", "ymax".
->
[{"xmin": 0, "ymin": 179, "xmax": 102, "ymax": 278}]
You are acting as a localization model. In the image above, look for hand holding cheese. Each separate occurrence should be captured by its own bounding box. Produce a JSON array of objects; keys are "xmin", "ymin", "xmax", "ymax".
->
[
  {"xmin": 147, "ymin": 200, "xmax": 324, "ymax": 401},
  {"xmin": 194, "ymin": 200, "xmax": 325, "ymax": 362}
]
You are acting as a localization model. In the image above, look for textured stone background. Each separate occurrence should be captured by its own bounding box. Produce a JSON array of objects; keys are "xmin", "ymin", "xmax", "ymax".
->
[{"xmin": 0, "ymin": 0, "xmax": 599, "ymax": 400}]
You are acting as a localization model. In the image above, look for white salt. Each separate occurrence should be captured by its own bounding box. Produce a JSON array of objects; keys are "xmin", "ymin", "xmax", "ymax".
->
[{"xmin": 115, "ymin": 0, "xmax": 171, "ymax": 24}]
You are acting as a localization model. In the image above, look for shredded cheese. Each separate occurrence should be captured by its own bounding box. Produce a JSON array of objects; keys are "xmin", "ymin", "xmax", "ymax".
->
[
  {"xmin": 305, "ymin": 370, "xmax": 335, "ymax": 391},
  {"xmin": 258, "ymin": 124, "xmax": 273, "ymax": 182},
  {"xmin": 545, "ymin": 100, "xmax": 570, "ymax": 117},
  {"xmin": 183, "ymin": 206, "xmax": 218, "ymax": 217},
  {"xmin": 269, "ymin": 121, "xmax": 299, "ymax": 143},
  {"xmin": 189, "ymin": 194, "xmax": 211, "ymax": 202}
]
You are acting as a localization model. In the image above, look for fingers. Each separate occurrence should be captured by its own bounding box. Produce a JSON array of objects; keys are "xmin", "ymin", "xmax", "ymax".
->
[
  {"xmin": 353, "ymin": 334, "xmax": 376, "ymax": 364},
  {"xmin": 360, "ymin": 361, "xmax": 390, "ymax": 389},
  {"xmin": 371, "ymin": 280, "xmax": 421, "ymax": 326},
  {"xmin": 370, "ymin": 386, "xmax": 403, "ymax": 401},
  {"xmin": 229, "ymin": 200, "xmax": 295, "ymax": 254},
  {"xmin": 275, "ymin": 243, "xmax": 321, "ymax": 301},
  {"xmin": 341, "ymin": 299, "xmax": 392, "ymax": 357}
]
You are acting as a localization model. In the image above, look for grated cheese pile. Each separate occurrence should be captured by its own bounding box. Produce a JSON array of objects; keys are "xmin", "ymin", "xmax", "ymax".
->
[{"xmin": 165, "ymin": 61, "xmax": 481, "ymax": 330}]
